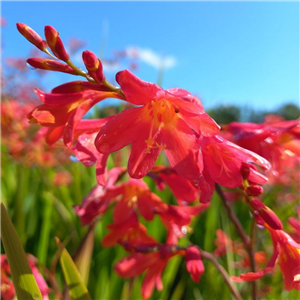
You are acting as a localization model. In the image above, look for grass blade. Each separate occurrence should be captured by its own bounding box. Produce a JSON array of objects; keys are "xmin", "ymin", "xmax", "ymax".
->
[
  {"xmin": 1, "ymin": 202, "xmax": 43, "ymax": 300},
  {"xmin": 56, "ymin": 237, "xmax": 92, "ymax": 300}
]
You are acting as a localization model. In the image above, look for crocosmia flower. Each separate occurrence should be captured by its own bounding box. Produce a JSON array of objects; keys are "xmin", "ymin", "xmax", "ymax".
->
[
  {"xmin": 95, "ymin": 70, "xmax": 220, "ymax": 180},
  {"xmin": 28, "ymin": 83, "xmax": 123, "ymax": 146},
  {"xmin": 185, "ymin": 246, "xmax": 205, "ymax": 282},
  {"xmin": 232, "ymin": 225, "xmax": 300, "ymax": 291}
]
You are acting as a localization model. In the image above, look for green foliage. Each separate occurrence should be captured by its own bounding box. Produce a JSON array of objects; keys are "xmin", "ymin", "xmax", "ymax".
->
[
  {"xmin": 1, "ymin": 203, "xmax": 43, "ymax": 300},
  {"xmin": 207, "ymin": 105, "xmax": 241, "ymax": 124},
  {"xmin": 56, "ymin": 238, "xmax": 92, "ymax": 300},
  {"xmin": 277, "ymin": 103, "xmax": 300, "ymax": 120}
]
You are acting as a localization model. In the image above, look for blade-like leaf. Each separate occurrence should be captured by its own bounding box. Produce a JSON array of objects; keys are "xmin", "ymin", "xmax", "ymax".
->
[
  {"xmin": 1, "ymin": 202, "xmax": 43, "ymax": 300},
  {"xmin": 56, "ymin": 237, "xmax": 92, "ymax": 300},
  {"xmin": 73, "ymin": 225, "xmax": 95, "ymax": 285}
]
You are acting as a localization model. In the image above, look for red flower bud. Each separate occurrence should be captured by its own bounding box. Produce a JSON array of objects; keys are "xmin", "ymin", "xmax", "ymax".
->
[
  {"xmin": 246, "ymin": 185, "xmax": 263, "ymax": 196},
  {"xmin": 27, "ymin": 58, "xmax": 77, "ymax": 75},
  {"xmin": 82, "ymin": 50, "xmax": 104, "ymax": 82},
  {"xmin": 250, "ymin": 200, "xmax": 283, "ymax": 230},
  {"xmin": 16, "ymin": 23, "xmax": 47, "ymax": 51},
  {"xmin": 44, "ymin": 25, "xmax": 69, "ymax": 61},
  {"xmin": 185, "ymin": 246, "xmax": 204, "ymax": 282}
]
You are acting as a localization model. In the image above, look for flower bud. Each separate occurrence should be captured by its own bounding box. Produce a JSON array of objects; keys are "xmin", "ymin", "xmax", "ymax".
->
[
  {"xmin": 44, "ymin": 25, "xmax": 69, "ymax": 61},
  {"xmin": 82, "ymin": 50, "xmax": 104, "ymax": 83},
  {"xmin": 185, "ymin": 246, "xmax": 204, "ymax": 282},
  {"xmin": 16, "ymin": 23, "xmax": 47, "ymax": 51},
  {"xmin": 27, "ymin": 58, "xmax": 77, "ymax": 74},
  {"xmin": 246, "ymin": 185, "xmax": 263, "ymax": 196},
  {"xmin": 250, "ymin": 200, "xmax": 283, "ymax": 230},
  {"xmin": 240, "ymin": 163, "xmax": 251, "ymax": 179}
]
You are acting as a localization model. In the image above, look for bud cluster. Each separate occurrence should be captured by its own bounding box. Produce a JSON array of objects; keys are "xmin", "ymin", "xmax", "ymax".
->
[{"xmin": 240, "ymin": 163, "xmax": 282, "ymax": 231}]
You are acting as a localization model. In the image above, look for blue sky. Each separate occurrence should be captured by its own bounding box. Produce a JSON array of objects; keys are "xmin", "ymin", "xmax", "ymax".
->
[{"xmin": 2, "ymin": 1, "xmax": 299, "ymax": 111}]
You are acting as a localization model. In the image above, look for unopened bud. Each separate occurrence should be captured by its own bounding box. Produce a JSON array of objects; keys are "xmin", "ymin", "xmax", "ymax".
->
[
  {"xmin": 241, "ymin": 163, "xmax": 256, "ymax": 179},
  {"xmin": 185, "ymin": 246, "xmax": 204, "ymax": 283},
  {"xmin": 246, "ymin": 185, "xmax": 263, "ymax": 196},
  {"xmin": 16, "ymin": 23, "xmax": 47, "ymax": 51},
  {"xmin": 27, "ymin": 58, "xmax": 77, "ymax": 75},
  {"xmin": 82, "ymin": 50, "xmax": 104, "ymax": 82},
  {"xmin": 44, "ymin": 25, "xmax": 69, "ymax": 61},
  {"xmin": 250, "ymin": 200, "xmax": 283, "ymax": 230}
]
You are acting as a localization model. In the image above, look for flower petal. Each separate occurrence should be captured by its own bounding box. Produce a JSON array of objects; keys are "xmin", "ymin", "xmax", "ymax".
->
[
  {"xmin": 127, "ymin": 122, "xmax": 162, "ymax": 178},
  {"xmin": 116, "ymin": 70, "xmax": 160, "ymax": 105},
  {"xmin": 45, "ymin": 125, "xmax": 64, "ymax": 144},
  {"xmin": 95, "ymin": 106, "xmax": 148, "ymax": 154},
  {"xmin": 35, "ymin": 88, "xmax": 83, "ymax": 106},
  {"xmin": 162, "ymin": 118, "xmax": 202, "ymax": 179}
]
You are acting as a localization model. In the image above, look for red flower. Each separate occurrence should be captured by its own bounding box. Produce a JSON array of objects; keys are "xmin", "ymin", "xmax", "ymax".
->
[
  {"xmin": 102, "ymin": 214, "xmax": 157, "ymax": 248},
  {"xmin": 95, "ymin": 70, "xmax": 220, "ymax": 180},
  {"xmin": 114, "ymin": 246, "xmax": 184, "ymax": 299},
  {"xmin": 201, "ymin": 135, "xmax": 270, "ymax": 189},
  {"xmin": 28, "ymin": 82, "xmax": 123, "ymax": 146},
  {"xmin": 223, "ymin": 117, "xmax": 300, "ymax": 184},
  {"xmin": 232, "ymin": 226, "xmax": 300, "ymax": 291},
  {"xmin": 185, "ymin": 246, "xmax": 205, "ymax": 282},
  {"xmin": 159, "ymin": 204, "xmax": 209, "ymax": 244},
  {"xmin": 74, "ymin": 167, "xmax": 125, "ymax": 225},
  {"xmin": 73, "ymin": 118, "xmax": 113, "ymax": 185},
  {"xmin": 148, "ymin": 166, "xmax": 199, "ymax": 205}
]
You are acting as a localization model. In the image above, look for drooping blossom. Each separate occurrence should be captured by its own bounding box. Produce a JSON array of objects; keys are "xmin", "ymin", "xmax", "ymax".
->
[
  {"xmin": 95, "ymin": 70, "xmax": 220, "ymax": 180},
  {"xmin": 74, "ymin": 167, "xmax": 125, "ymax": 225},
  {"xmin": 185, "ymin": 246, "xmax": 205, "ymax": 282},
  {"xmin": 102, "ymin": 213, "xmax": 158, "ymax": 248},
  {"xmin": 159, "ymin": 204, "xmax": 209, "ymax": 244},
  {"xmin": 192, "ymin": 135, "xmax": 271, "ymax": 203},
  {"xmin": 222, "ymin": 116, "xmax": 300, "ymax": 184},
  {"xmin": 214, "ymin": 229, "xmax": 267, "ymax": 270},
  {"xmin": 147, "ymin": 166, "xmax": 199, "ymax": 204},
  {"xmin": 73, "ymin": 117, "xmax": 114, "ymax": 185},
  {"xmin": 232, "ymin": 224, "xmax": 300, "ymax": 291},
  {"xmin": 28, "ymin": 82, "xmax": 124, "ymax": 146},
  {"xmin": 114, "ymin": 245, "xmax": 184, "ymax": 299}
]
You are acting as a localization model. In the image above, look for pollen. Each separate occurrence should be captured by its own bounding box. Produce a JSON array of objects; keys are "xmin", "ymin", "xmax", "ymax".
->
[
  {"xmin": 144, "ymin": 99, "xmax": 176, "ymax": 154},
  {"xmin": 145, "ymin": 138, "xmax": 166, "ymax": 153},
  {"xmin": 152, "ymin": 99, "xmax": 177, "ymax": 125}
]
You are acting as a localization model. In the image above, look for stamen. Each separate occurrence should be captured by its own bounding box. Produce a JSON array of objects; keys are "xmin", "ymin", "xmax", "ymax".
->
[{"xmin": 144, "ymin": 99, "xmax": 176, "ymax": 153}]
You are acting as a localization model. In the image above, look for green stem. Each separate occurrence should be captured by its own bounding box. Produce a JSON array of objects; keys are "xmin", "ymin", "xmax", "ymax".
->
[
  {"xmin": 199, "ymin": 249, "xmax": 242, "ymax": 300},
  {"xmin": 215, "ymin": 184, "xmax": 257, "ymax": 300}
]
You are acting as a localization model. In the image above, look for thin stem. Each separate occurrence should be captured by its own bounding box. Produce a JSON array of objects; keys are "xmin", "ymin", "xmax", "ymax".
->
[
  {"xmin": 66, "ymin": 59, "xmax": 97, "ymax": 83},
  {"xmin": 199, "ymin": 249, "xmax": 242, "ymax": 300},
  {"xmin": 215, "ymin": 184, "xmax": 250, "ymax": 246},
  {"xmin": 248, "ymin": 218, "xmax": 258, "ymax": 300},
  {"xmin": 102, "ymin": 78, "xmax": 125, "ymax": 98},
  {"xmin": 215, "ymin": 183, "xmax": 258, "ymax": 300},
  {"xmin": 42, "ymin": 266, "xmax": 63, "ymax": 300}
]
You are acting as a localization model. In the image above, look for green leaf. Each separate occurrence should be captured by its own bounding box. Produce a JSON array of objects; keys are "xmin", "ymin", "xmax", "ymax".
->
[
  {"xmin": 56, "ymin": 237, "xmax": 92, "ymax": 300},
  {"xmin": 74, "ymin": 225, "xmax": 95, "ymax": 285},
  {"xmin": 1, "ymin": 202, "xmax": 43, "ymax": 300}
]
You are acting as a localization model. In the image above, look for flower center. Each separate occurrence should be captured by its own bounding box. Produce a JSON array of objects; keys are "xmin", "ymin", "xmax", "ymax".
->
[
  {"xmin": 144, "ymin": 99, "xmax": 179, "ymax": 153},
  {"xmin": 151, "ymin": 99, "xmax": 177, "ymax": 125}
]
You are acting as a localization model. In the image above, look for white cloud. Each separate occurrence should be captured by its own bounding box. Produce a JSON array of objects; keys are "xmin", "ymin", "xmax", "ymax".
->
[{"xmin": 126, "ymin": 47, "xmax": 176, "ymax": 70}]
